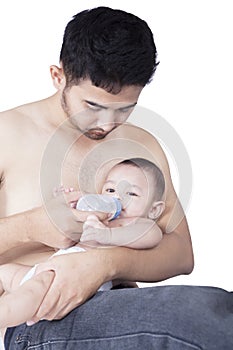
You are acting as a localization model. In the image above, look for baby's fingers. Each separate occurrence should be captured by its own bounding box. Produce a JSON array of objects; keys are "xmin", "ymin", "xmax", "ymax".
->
[
  {"xmin": 83, "ymin": 215, "xmax": 99, "ymax": 228},
  {"xmin": 80, "ymin": 227, "xmax": 96, "ymax": 242}
]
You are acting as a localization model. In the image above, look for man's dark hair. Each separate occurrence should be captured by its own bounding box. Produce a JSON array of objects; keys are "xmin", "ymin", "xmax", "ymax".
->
[{"xmin": 60, "ymin": 6, "xmax": 158, "ymax": 93}]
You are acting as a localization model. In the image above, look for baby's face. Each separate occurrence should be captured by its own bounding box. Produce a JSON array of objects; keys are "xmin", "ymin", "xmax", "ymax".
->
[{"xmin": 102, "ymin": 163, "xmax": 153, "ymax": 218}]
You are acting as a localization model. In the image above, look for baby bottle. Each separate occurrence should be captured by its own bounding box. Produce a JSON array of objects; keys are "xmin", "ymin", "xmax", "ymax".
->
[{"xmin": 76, "ymin": 194, "xmax": 122, "ymax": 220}]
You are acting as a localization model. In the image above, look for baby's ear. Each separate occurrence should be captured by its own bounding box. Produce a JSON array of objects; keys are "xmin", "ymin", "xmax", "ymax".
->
[{"xmin": 148, "ymin": 201, "xmax": 165, "ymax": 220}]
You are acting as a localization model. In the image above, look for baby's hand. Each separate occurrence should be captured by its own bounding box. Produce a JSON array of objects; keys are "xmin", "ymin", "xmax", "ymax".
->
[
  {"xmin": 81, "ymin": 215, "xmax": 111, "ymax": 245},
  {"xmin": 83, "ymin": 215, "xmax": 107, "ymax": 229}
]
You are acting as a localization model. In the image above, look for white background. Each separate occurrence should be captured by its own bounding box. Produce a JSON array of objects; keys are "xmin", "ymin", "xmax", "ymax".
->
[{"xmin": 0, "ymin": 1, "xmax": 232, "ymax": 291}]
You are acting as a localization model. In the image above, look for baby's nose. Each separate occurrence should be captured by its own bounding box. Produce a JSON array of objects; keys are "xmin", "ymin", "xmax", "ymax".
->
[{"xmin": 116, "ymin": 180, "xmax": 131, "ymax": 208}]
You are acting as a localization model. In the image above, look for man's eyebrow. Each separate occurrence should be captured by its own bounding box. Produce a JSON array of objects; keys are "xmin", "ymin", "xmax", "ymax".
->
[
  {"xmin": 85, "ymin": 100, "xmax": 108, "ymax": 109},
  {"xmin": 118, "ymin": 102, "xmax": 137, "ymax": 111},
  {"xmin": 84, "ymin": 100, "xmax": 137, "ymax": 110}
]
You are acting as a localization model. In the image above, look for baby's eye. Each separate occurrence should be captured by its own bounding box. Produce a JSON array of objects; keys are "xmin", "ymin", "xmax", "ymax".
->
[
  {"xmin": 105, "ymin": 188, "xmax": 115, "ymax": 193},
  {"xmin": 126, "ymin": 191, "xmax": 138, "ymax": 197}
]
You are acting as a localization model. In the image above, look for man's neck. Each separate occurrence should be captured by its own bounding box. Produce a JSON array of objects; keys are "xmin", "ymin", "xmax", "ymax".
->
[{"xmin": 45, "ymin": 92, "xmax": 67, "ymax": 128}]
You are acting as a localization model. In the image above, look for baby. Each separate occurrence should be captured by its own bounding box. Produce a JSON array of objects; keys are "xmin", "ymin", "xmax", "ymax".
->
[
  {"xmin": 80, "ymin": 158, "xmax": 165, "ymax": 248},
  {"xmin": 0, "ymin": 158, "xmax": 165, "ymax": 329}
]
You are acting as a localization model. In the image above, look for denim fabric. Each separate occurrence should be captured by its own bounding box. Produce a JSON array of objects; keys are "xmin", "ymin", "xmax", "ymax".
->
[{"xmin": 5, "ymin": 285, "xmax": 233, "ymax": 349}]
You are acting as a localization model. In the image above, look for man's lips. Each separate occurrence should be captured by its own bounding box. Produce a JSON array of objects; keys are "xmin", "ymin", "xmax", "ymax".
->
[{"xmin": 84, "ymin": 129, "xmax": 107, "ymax": 139}]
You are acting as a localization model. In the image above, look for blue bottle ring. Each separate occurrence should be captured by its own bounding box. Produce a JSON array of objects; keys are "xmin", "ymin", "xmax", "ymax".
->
[{"xmin": 110, "ymin": 198, "xmax": 122, "ymax": 220}]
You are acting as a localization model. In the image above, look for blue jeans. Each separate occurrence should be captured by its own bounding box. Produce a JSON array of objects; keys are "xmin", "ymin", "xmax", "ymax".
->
[{"xmin": 5, "ymin": 285, "xmax": 233, "ymax": 349}]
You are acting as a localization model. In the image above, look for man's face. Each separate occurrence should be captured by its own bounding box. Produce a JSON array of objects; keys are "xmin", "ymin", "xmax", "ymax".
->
[
  {"xmin": 102, "ymin": 163, "xmax": 154, "ymax": 218},
  {"xmin": 61, "ymin": 79, "xmax": 143, "ymax": 140}
]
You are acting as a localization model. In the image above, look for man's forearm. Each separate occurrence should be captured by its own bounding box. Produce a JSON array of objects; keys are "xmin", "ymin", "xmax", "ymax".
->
[
  {"xmin": 0, "ymin": 205, "xmax": 83, "ymax": 261},
  {"xmin": 0, "ymin": 209, "xmax": 33, "ymax": 257}
]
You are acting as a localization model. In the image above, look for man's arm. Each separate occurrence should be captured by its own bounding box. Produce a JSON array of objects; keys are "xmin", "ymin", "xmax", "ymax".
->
[
  {"xmin": 0, "ymin": 207, "xmax": 72, "ymax": 258},
  {"xmin": 0, "ymin": 197, "xmax": 115, "ymax": 260},
  {"xmin": 106, "ymin": 123, "xmax": 194, "ymax": 279},
  {"xmin": 31, "ymin": 213, "xmax": 192, "ymax": 323},
  {"xmin": 109, "ymin": 214, "xmax": 193, "ymax": 282},
  {"xmin": 26, "ymin": 124, "xmax": 194, "ymax": 322}
]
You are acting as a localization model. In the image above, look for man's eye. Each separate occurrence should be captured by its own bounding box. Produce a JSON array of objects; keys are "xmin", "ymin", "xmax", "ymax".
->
[
  {"xmin": 118, "ymin": 106, "xmax": 134, "ymax": 114},
  {"xmin": 88, "ymin": 105, "xmax": 101, "ymax": 111},
  {"xmin": 86, "ymin": 103, "xmax": 102, "ymax": 111},
  {"xmin": 117, "ymin": 108, "xmax": 129, "ymax": 114}
]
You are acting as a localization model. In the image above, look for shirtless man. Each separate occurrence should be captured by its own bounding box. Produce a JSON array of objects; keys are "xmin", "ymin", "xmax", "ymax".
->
[
  {"xmin": 2, "ymin": 7, "xmax": 229, "ymax": 350},
  {"xmin": 0, "ymin": 2, "xmax": 193, "ymax": 305}
]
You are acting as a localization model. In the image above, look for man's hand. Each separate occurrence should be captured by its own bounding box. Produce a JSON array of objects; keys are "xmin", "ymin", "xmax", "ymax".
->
[
  {"xmin": 28, "ymin": 191, "xmax": 84, "ymax": 248},
  {"xmin": 28, "ymin": 190, "xmax": 113, "ymax": 249},
  {"xmin": 26, "ymin": 249, "xmax": 111, "ymax": 323}
]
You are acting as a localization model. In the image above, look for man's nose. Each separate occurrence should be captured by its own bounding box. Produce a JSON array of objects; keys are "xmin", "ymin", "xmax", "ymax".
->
[{"xmin": 96, "ymin": 111, "xmax": 116, "ymax": 131}]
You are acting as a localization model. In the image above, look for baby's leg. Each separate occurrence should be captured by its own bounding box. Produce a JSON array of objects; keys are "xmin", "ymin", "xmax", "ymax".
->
[
  {"xmin": 0, "ymin": 270, "xmax": 54, "ymax": 328},
  {"xmin": 0, "ymin": 263, "xmax": 32, "ymax": 292}
]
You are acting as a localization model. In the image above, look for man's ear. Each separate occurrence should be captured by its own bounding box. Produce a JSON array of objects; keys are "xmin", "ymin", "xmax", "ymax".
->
[
  {"xmin": 148, "ymin": 201, "xmax": 165, "ymax": 220},
  {"xmin": 50, "ymin": 65, "xmax": 66, "ymax": 90}
]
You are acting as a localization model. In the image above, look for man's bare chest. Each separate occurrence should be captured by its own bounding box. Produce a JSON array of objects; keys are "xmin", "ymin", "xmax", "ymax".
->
[{"xmin": 0, "ymin": 140, "xmax": 84, "ymax": 216}]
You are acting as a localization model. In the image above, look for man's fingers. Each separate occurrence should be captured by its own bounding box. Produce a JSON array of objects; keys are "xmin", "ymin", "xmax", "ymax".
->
[
  {"xmin": 65, "ymin": 191, "xmax": 82, "ymax": 205},
  {"xmin": 19, "ymin": 271, "xmax": 55, "ymax": 327},
  {"xmin": 53, "ymin": 189, "xmax": 82, "ymax": 205},
  {"xmin": 27, "ymin": 270, "xmax": 56, "ymax": 326},
  {"xmin": 31, "ymin": 270, "xmax": 55, "ymax": 286},
  {"xmin": 33, "ymin": 283, "xmax": 61, "ymax": 321},
  {"xmin": 34, "ymin": 261, "xmax": 52, "ymax": 275}
]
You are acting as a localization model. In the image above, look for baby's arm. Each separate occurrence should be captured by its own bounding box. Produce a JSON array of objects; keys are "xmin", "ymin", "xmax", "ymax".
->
[
  {"xmin": 81, "ymin": 215, "xmax": 163, "ymax": 249},
  {"xmin": 0, "ymin": 263, "xmax": 54, "ymax": 328}
]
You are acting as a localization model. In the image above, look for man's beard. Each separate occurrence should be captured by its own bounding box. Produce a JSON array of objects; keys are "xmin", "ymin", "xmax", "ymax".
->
[
  {"xmin": 61, "ymin": 90, "xmax": 116, "ymax": 140},
  {"xmin": 87, "ymin": 128, "xmax": 118, "ymax": 140}
]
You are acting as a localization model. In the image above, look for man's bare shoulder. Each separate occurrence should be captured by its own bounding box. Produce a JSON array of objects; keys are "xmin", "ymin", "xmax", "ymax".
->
[
  {"xmin": 0, "ymin": 100, "xmax": 39, "ymax": 127},
  {"xmin": 0, "ymin": 100, "xmax": 46, "ymax": 165},
  {"xmin": 0, "ymin": 99, "xmax": 49, "ymax": 140},
  {"xmin": 0, "ymin": 108, "xmax": 23, "ymax": 148}
]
